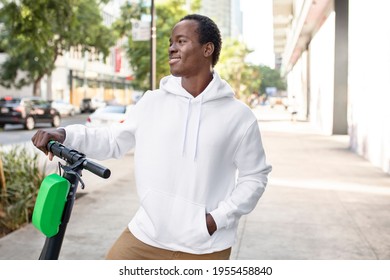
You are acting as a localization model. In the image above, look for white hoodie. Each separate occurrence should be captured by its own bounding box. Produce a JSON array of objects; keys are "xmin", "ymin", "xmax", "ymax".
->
[{"xmin": 63, "ymin": 72, "xmax": 272, "ymax": 254}]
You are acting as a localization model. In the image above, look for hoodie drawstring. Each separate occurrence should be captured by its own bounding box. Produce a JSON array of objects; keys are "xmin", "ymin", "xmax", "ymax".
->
[
  {"xmin": 182, "ymin": 98, "xmax": 191, "ymax": 156},
  {"xmin": 160, "ymin": 72, "xmax": 234, "ymax": 162},
  {"xmin": 193, "ymin": 95, "xmax": 203, "ymax": 160},
  {"xmin": 181, "ymin": 96, "xmax": 203, "ymax": 161}
]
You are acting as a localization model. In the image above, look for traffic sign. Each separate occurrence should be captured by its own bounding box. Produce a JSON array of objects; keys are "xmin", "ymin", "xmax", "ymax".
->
[{"xmin": 132, "ymin": 20, "xmax": 150, "ymax": 41}]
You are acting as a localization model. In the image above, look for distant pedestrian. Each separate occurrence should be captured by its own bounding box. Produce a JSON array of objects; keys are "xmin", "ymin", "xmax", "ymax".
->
[
  {"xmin": 31, "ymin": 14, "xmax": 272, "ymax": 260},
  {"xmin": 247, "ymin": 91, "xmax": 259, "ymax": 108},
  {"xmin": 290, "ymin": 95, "xmax": 298, "ymax": 121}
]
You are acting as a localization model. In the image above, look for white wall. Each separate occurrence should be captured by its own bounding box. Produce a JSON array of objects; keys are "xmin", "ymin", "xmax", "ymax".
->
[
  {"xmin": 287, "ymin": 54, "xmax": 306, "ymax": 120},
  {"xmin": 47, "ymin": 66, "xmax": 71, "ymax": 101},
  {"xmin": 348, "ymin": 0, "xmax": 390, "ymax": 173},
  {"xmin": 308, "ymin": 12, "xmax": 335, "ymax": 135}
]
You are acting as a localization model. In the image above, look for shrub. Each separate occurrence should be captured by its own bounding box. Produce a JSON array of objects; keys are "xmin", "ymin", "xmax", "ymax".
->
[{"xmin": 0, "ymin": 145, "xmax": 46, "ymax": 236}]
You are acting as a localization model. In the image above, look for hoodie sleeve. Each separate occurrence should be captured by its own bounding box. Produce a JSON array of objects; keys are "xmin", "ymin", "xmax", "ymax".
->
[
  {"xmin": 62, "ymin": 122, "xmax": 136, "ymax": 160},
  {"xmin": 210, "ymin": 120, "xmax": 272, "ymax": 230},
  {"xmin": 62, "ymin": 103, "xmax": 143, "ymax": 160}
]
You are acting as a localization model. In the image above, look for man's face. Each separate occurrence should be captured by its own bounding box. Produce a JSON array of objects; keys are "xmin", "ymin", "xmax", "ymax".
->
[{"xmin": 168, "ymin": 20, "xmax": 207, "ymax": 77}]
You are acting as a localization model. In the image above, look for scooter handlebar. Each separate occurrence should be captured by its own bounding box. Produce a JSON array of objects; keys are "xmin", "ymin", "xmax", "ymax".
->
[{"xmin": 47, "ymin": 141, "xmax": 111, "ymax": 179}]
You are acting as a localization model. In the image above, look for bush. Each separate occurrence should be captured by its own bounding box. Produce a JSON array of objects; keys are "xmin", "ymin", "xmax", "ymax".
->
[{"xmin": 0, "ymin": 145, "xmax": 46, "ymax": 236}]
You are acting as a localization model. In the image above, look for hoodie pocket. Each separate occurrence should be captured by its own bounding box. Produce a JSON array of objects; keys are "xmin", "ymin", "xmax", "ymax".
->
[{"xmin": 137, "ymin": 189, "xmax": 212, "ymax": 250}]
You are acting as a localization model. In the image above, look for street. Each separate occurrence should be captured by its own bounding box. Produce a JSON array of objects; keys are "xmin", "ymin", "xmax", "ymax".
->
[{"xmin": 0, "ymin": 113, "xmax": 88, "ymax": 146}]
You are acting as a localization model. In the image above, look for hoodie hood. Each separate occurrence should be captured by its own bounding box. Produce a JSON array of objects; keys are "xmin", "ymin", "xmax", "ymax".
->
[
  {"xmin": 159, "ymin": 71, "xmax": 234, "ymax": 160},
  {"xmin": 159, "ymin": 71, "xmax": 234, "ymax": 102}
]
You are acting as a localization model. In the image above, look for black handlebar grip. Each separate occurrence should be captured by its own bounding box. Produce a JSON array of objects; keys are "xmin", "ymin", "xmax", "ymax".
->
[
  {"xmin": 83, "ymin": 160, "xmax": 111, "ymax": 179},
  {"xmin": 47, "ymin": 141, "xmax": 111, "ymax": 179},
  {"xmin": 48, "ymin": 141, "xmax": 83, "ymax": 163},
  {"xmin": 47, "ymin": 141, "xmax": 66, "ymax": 159}
]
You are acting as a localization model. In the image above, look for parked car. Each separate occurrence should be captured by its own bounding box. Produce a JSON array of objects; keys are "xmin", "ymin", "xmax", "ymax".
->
[
  {"xmin": 51, "ymin": 100, "xmax": 78, "ymax": 116},
  {"xmin": 0, "ymin": 96, "xmax": 61, "ymax": 130},
  {"xmin": 85, "ymin": 105, "xmax": 134, "ymax": 127},
  {"xmin": 80, "ymin": 98, "xmax": 106, "ymax": 113}
]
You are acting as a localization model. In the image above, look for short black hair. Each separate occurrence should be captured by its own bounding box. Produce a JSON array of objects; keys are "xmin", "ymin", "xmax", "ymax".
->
[{"xmin": 180, "ymin": 14, "xmax": 222, "ymax": 67}]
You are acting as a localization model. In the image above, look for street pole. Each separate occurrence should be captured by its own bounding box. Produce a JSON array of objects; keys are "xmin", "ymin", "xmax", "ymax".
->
[{"xmin": 150, "ymin": 0, "xmax": 156, "ymax": 90}]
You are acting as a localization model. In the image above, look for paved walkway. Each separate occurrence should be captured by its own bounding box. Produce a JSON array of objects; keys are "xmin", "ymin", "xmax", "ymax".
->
[{"xmin": 0, "ymin": 106, "xmax": 389, "ymax": 260}]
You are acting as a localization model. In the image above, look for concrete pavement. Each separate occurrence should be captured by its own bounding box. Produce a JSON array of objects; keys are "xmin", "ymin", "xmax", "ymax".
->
[{"xmin": 0, "ymin": 106, "xmax": 389, "ymax": 260}]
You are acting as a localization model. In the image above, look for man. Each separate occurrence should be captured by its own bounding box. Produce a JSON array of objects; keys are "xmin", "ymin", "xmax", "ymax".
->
[{"xmin": 32, "ymin": 14, "xmax": 272, "ymax": 260}]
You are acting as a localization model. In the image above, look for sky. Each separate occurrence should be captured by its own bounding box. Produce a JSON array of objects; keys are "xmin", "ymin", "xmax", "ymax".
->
[{"xmin": 240, "ymin": 0, "xmax": 274, "ymax": 67}]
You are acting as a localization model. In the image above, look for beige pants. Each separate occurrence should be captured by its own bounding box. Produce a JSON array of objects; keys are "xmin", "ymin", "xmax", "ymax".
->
[{"xmin": 106, "ymin": 227, "xmax": 231, "ymax": 260}]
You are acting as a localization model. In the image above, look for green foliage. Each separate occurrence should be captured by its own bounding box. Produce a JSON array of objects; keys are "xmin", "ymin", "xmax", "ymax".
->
[
  {"xmin": 0, "ymin": 0, "xmax": 115, "ymax": 95},
  {"xmin": 114, "ymin": 0, "xmax": 200, "ymax": 91},
  {"xmin": 259, "ymin": 65, "xmax": 286, "ymax": 94},
  {"xmin": 216, "ymin": 39, "xmax": 286, "ymax": 100},
  {"xmin": 241, "ymin": 64, "xmax": 262, "ymax": 95},
  {"xmin": 215, "ymin": 38, "xmax": 252, "ymax": 98},
  {"xmin": 0, "ymin": 145, "xmax": 46, "ymax": 235}
]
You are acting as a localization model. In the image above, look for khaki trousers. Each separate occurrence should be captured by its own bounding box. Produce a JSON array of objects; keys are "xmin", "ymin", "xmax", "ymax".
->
[{"xmin": 106, "ymin": 227, "xmax": 231, "ymax": 260}]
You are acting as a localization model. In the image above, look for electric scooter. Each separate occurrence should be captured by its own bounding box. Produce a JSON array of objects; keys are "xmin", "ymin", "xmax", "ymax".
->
[{"xmin": 32, "ymin": 141, "xmax": 111, "ymax": 260}]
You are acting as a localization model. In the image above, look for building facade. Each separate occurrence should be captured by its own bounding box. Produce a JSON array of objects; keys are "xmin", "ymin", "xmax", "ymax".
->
[
  {"xmin": 199, "ymin": 0, "xmax": 243, "ymax": 39},
  {"xmin": 0, "ymin": 0, "xmax": 133, "ymax": 108},
  {"xmin": 273, "ymin": 0, "xmax": 390, "ymax": 174}
]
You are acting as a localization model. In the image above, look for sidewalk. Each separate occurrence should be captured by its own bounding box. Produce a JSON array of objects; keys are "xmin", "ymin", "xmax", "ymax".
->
[{"xmin": 0, "ymin": 106, "xmax": 389, "ymax": 260}]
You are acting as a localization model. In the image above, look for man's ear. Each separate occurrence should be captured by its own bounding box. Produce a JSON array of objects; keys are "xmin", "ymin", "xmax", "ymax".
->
[{"xmin": 203, "ymin": 42, "xmax": 214, "ymax": 58}]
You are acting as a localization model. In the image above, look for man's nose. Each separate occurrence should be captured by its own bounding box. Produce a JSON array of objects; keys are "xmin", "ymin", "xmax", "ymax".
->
[{"xmin": 169, "ymin": 43, "xmax": 177, "ymax": 53}]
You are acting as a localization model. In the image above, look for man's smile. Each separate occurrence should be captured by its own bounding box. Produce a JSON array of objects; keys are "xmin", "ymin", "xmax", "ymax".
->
[{"xmin": 169, "ymin": 56, "xmax": 181, "ymax": 64}]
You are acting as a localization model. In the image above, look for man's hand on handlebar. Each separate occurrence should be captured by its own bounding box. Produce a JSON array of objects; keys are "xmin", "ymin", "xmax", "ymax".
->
[{"xmin": 31, "ymin": 128, "xmax": 66, "ymax": 161}]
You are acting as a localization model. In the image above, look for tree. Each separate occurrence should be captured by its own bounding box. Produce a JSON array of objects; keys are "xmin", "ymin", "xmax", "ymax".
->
[
  {"xmin": 241, "ymin": 63, "xmax": 262, "ymax": 95},
  {"xmin": 114, "ymin": 0, "xmax": 200, "ymax": 91},
  {"xmin": 215, "ymin": 38, "xmax": 252, "ymax": 99},
  {"xmin": 258, "ymin": 65, "xmax": 286, "ymax": 94},
  {"xmin": 0, "ymin": 0, "xmax": 115, "ymax": 95}
]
